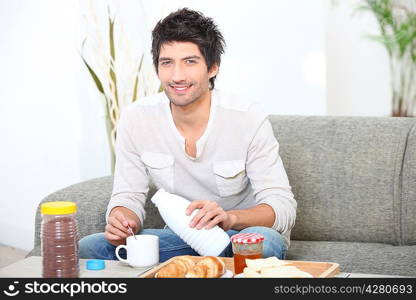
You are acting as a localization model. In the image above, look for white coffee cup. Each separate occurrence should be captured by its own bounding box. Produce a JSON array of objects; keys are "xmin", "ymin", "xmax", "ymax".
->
[{"xmin": 115, "ymin": 235, "xmax": 159, "ymax": 268}]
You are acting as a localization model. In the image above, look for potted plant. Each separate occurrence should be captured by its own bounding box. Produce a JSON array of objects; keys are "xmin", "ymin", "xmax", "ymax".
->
[
  {"xmin": 358, "ymin": 0, "xmax": 416, "ymax": 117},
  {"xmin": 80, "ymin": 6, "xmax": 162, "ymax": 173}
]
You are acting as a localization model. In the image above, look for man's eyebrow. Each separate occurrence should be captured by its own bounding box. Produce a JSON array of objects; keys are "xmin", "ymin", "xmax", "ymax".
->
[
  {"xmin": 182, "ymin": 55, "xmax": 201, "ymax": 60},
  {"xmin": 158, "ymin": 55, "xmax": 201, "ymax": 62}
]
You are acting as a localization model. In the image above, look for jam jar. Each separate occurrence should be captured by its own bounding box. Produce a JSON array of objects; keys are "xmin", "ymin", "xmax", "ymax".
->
[{"xmin": 231, "ymin": 232, "xmax": 264, "ymax": 274}]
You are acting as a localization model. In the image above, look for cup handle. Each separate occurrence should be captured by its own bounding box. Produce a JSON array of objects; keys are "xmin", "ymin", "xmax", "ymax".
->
[{"xmin": 115, "ymin": 245, "xmax": 129, "ymax": 263}]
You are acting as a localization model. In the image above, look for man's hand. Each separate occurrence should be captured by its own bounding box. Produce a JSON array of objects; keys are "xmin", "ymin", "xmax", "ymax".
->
[
  {"xmin": 105, "ymin": 207, "xmax": 140, "ymax": 246},
  {"xmin": 185, "ymin": 200, "xmax": 237, "ymax": 231}
]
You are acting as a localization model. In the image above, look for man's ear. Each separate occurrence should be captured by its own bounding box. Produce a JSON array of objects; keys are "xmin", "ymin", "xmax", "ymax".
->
[{"xmin": 208, "ymin": 64, "xmax": 219, "ymax": 79}]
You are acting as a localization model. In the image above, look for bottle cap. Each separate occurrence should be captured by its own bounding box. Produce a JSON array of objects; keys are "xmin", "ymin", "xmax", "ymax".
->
[
  {"xmin": 86, "ymin": 259, "xmax": 105, "ymax": 270},
  {"xmin": 231, "ymin": 233, "xmax": 264, "ymax": 244},
  {"xmin": 41, "ymin": 201, "xmax": 77, "ymax": 215}
]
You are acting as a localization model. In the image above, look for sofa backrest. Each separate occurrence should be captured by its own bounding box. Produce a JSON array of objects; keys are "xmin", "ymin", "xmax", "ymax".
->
[
  {"xmin": 31, "ymin": 116, "xmax": 416, "ymax": 253},
  {"xmin": 269, "ymin": 116, "xmax": 416, "ymax": 246}
]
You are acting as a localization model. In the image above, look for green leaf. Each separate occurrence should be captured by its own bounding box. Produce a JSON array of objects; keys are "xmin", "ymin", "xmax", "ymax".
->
[
  {"xmin": 132, "ymin": 54, "xmax": 144, "ymax": 102},
  {"xmin": 81, "ymin": 55, "xmax": 104, "ymax": 94},
  {"xmin": 109, "ymin": 13, "xmax": 115, "ymax": 60},
  {"xmin": 365, "ymin": 34, "xmax": 395, "ymax": 53},
  {"xmin": 108, "ymin": 6, "xmax": 119, "ymax": 107}
]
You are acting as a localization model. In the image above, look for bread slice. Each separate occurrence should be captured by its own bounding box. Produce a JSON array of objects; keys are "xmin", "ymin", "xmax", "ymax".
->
[
  {"xmin": 260, "ymin": 266, "xmax": 313, "ymax": 278},
  {"xmin": 245, "ymin": 256, "xmax": 288, "ymax": 272},
  {"xmin": 243, "ymin": 267, "xmax": 262, "ymax": 278}
]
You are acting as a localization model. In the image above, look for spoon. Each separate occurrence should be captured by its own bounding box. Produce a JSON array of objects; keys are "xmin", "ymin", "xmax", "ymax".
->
[{"xmin": 127, "ymin": 225, "xmax": 137, "ymax": 240}]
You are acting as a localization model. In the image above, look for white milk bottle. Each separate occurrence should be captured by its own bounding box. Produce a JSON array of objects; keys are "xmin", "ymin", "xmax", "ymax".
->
[{"xmin": 151, "ymin": 189, "xmax": 230, "ymax": 256}]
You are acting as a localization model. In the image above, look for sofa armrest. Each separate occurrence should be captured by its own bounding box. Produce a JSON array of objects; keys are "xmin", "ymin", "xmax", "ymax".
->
[{"xmin": 27, "ymin": 176, "xmax": 164, "ymax": 257}]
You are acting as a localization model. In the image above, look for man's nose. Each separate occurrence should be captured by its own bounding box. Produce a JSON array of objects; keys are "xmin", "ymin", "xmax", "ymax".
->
[{"xmin": 171, "ymin": 63, "xmax": 186, "ymax": 83}]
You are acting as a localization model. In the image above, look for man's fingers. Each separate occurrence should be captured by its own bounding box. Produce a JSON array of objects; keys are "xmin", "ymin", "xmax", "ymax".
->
[
  {"xmin": 204, "ymin": 215, "xmax": 223, "ymax": 230},
  {"xmin": 189, "ymin": 209, "xmax": 205, "ymax": 228},
  {"xmin": 195, "ymin": 217, "xmax": 210, "ymax": 230},
  {"xmin": 199, "ymin": 208, "xmax": 226, "ymax": 229},
  {"xmin": 108, "ymin": 217, "xmax": 128, "ymax": 233},
  {"xmin": 111, "ymin": 210, "xmax": 127, "ymax": 223},
  {"xmin": 127, "ymin": 220, "xmax": 138, "ymax": 234},
  {"xmin": 109, "ymin": 211, "xmax": 132, "ymax": 232},
  {"xmin": 186, "ymin": 200, "xmax": 206, "ymax": 215},
  {"xmin": 187, "ymin": 200, "xmax": 225, "ymax": 229},
  {"xmin": 105, "ymin": 231, "xmax": 124, "ymax": 242},
  {"xmin": 105, "ymin": 223, "xmax": 128, "ymax": 239},
  {"xmin": 194, "ymin": 210, "xmax": 218, "ymax": 229},
  {"xmin": 113, "ymin": 211, "xmax": 129, "ymax": 225},
  {"xmin": 191, "ymin": 206, "xmax": 225, "ymax": 229}
]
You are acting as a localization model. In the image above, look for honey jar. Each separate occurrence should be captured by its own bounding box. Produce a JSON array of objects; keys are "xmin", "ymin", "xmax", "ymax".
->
[
  {"xmin": 231, "ymin": 233, "xmax": 264, "ymax": 274},
  {"xmin": 41, "ymin": 201, "xmax": 79, "ymax": 278}
]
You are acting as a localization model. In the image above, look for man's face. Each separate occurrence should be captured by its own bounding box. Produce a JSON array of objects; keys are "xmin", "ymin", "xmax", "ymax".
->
[{"xmin": 157, "ymin": 41, "xmax": 218, "ymax": 107}]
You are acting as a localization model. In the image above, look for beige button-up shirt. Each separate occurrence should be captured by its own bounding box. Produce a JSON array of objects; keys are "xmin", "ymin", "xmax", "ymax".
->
[{"xmin": 106, "ymin": 89, "xmax": 297, "ymax": 247}]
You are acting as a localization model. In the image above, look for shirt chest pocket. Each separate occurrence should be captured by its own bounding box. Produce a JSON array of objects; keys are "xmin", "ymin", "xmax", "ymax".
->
[
  {"xmin": 142, "ymin": 152, "xmax": 174, "ymax": 192},
  {"xmin": 213, "ymin": 160, "xmax": 248, "ymax": 197}
]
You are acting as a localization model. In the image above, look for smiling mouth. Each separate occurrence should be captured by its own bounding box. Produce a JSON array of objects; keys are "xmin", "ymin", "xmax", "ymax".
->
[{"xmin": 169, "ymin": 84, "xmax": 193, "ymax": 93}]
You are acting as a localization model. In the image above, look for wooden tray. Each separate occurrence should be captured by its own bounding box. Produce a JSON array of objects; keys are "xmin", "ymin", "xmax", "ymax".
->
[
  {"xmin": 282, "ymin": 260, "xmax": 340, "ymax": 278},
  {"xmin": 139, "ymin": 256, "xmax": 340, "ymax": 278}
]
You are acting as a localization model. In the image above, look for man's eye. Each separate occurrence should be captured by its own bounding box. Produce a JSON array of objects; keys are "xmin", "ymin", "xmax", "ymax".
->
[
  {"xmin": 186, "ymin": 59, "xmax": 197, "ymax": 64},
  {"xmin": 160, "ymin": 61, "xmax": 171, "ymax": 66}
]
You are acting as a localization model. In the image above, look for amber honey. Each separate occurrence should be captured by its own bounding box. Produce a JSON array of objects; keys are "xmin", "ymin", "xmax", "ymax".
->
[
  {"xmin": 233, "ymin": 252, "xmax": 263, "ymax": 274},
  {"xmin": 231, "ymin": 232, "xmax": 265, "ymax": 274}
]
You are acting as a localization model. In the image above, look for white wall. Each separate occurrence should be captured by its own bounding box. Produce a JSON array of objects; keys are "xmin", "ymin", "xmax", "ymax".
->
[
  {"xmin": 1, "ymin": 0, "xmax": 391, "ymax": 251},
  {"xmin": 326, "ymin": 0, "xmax": 391, "ymax": 116},
  {"xmin": 0, "ymin": 0, "xmax": 111, "ymax": 250},
  {"xmin": 142, "ymin": 0, "xmax": 327, "ymax": 115}
]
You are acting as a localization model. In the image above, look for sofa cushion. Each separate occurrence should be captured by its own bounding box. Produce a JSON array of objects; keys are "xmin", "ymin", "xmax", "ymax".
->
[
  {"xmin": 287, "ymin": 240, "xmax": 416, "ymax": 276},
  {"xmin": 402, "ymin": 123, "xmax": 416, "ymax": 245},
  {"xmin": 269, "ymin": 116, "xmax": 416, "ymax": 246}
]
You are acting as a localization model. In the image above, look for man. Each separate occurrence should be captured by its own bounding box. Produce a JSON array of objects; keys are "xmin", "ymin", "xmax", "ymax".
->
[{"xmin": 79, "ymin": 8, "xmax": 296, "ymax": 262}]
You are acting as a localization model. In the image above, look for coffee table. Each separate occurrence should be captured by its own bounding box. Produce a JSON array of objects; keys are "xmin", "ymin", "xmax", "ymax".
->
[
  {"xmin": 0, "ymin": 256, "xmax": 406, "ymax": 278},
  {"xmin": 0, "ymin": 256, "xmax": 155, "ymax": 278}
]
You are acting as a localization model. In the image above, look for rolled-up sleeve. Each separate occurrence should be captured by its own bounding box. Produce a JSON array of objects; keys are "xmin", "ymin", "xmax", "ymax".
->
[
  {"xmin": 246, "ymin": 118, "xmax": 297, "ymax": 237},
  {"xmin": 105, "ymin": 107, "xmax": 149, "ymax": 227}
]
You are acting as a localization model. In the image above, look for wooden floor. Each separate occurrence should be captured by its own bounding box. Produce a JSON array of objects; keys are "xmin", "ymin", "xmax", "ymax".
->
[{"xmin": 0, "ymin": 245, "xmax": 29, "ymax": 268}]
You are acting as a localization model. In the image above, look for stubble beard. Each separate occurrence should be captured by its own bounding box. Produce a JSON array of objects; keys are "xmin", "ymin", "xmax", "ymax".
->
[{"xmin": 164, "ymin": 81, "xmax": 208, "ymax": 107}]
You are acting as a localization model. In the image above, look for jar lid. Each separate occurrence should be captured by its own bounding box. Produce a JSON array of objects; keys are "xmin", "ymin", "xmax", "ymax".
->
[
  {"xmin": 86, "ymin": 259, "xmax": 105, "ymax": 270},
  {"xmin": 41, "ymin": 201, "xmax": 77, "ymax": 215},
  {"xmin": 231, "ymin": 233, "xmax": 264, "ymax": 244}
]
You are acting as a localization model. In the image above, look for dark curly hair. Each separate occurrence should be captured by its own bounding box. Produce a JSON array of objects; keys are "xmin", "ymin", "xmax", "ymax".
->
[{"xmin": 151, "ymin": 8, "xmax": 226, "ymax": 89}]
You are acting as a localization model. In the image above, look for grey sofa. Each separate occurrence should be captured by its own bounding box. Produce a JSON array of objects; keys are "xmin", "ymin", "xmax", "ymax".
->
[{"xmin": 28, "ymin": 116, "xmax": 416, "ymax": 277}]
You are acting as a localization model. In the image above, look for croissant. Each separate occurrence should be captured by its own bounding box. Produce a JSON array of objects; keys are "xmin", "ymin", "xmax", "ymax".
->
[
  {"xmin": 186, "ymin": 256, "xmax": 225, "ymax": 278},
  {"xmin": 176, "ymin": 255, "xmax": 196, "ymax": 270},
  {"xmin": 154, "ymin": 259, "xmax": 188, "ymax": 278},
  {"xmin": 155, "ymin": 256, "xmax": 225, "ymax": 278}
]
